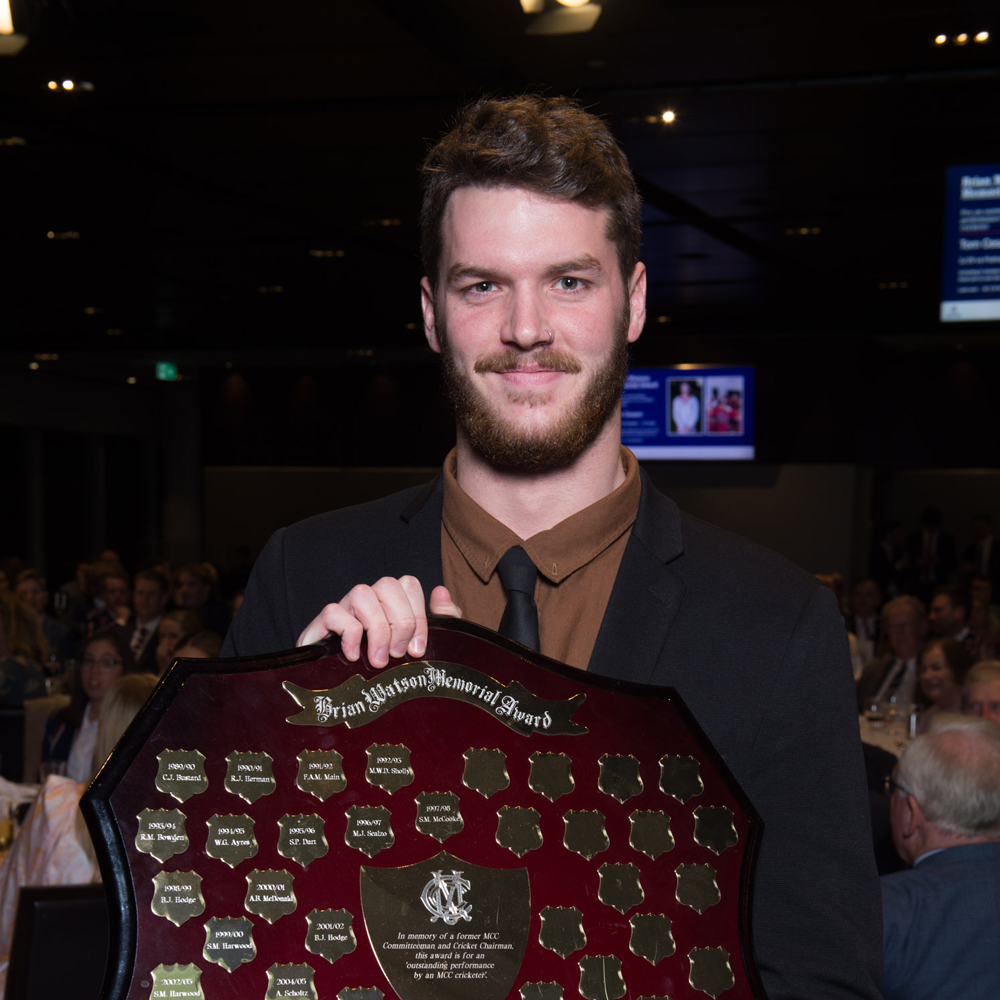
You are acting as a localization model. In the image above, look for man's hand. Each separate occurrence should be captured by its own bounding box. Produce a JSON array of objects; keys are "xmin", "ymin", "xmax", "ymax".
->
[{"xmin": 296, "ymin": 577, "xmax": 461, "ymax": 667}]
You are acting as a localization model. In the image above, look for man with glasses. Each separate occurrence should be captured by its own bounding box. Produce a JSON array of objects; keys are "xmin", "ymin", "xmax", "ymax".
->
[
  {"xmin": 857, "ymin": 595, "xmax": 927, "ymax": 711},
  {"xmin": 882, "ymin": 716, "xmax": 1000, "ymax": 1000}
]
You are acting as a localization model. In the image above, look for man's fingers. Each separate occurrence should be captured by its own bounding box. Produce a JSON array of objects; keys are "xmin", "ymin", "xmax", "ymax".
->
[{"xmin": 429, "ymin": 585, "xmax": 463, "ymax": 619}]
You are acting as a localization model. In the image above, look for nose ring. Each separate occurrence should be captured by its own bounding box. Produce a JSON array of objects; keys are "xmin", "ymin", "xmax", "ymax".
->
[{"xmin": 543, "ymin": 330, "xmax": 553, "ymax": 345}]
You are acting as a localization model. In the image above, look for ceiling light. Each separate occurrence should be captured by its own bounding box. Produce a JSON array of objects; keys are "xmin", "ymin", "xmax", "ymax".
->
[
  {"xmin": 556, "ymin": 0, "xmax": 590, "ymax": 6},
  {"xmin": 524, "ymin": 0, "xmax": 602, "ymax": 35},
  {"xmin": 33, "ymin": 353, "xmax": 58, "ymax": 361},
  {"xmin": 126, "ymin": 376, "xmax": 137, "ymax": 385},
  {"xmin": 0, "ymin": 0, "xmax": 13, "ymax": 33},
  {"xmin": 975, "ymin": 31, "xmax": 989, "ymax": 42},
  {"xmin": 28, "ymin": 361, "xmax": 39, "ymax": 370},
  {"xmin": 47, "ymin": 80, "xmax": 57, "ymax": 89},
  {"xmin": 61, "ymin": 79, "xmax": 74, "ymax": 90},
  {"xmin": 955, "ymin": 33, "xmax": 968, "ymax": 44},
  {"xmin": 661, "ymin": 110, "xmax": 676, "ymax": 124},
  {"xmin": 934, "ymin": 34, "xmax": 947, "ymax": 44}
]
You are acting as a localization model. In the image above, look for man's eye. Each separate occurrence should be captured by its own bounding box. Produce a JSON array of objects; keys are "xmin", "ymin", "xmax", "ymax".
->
[
  {"xmin": 558, "ymin": 277, "xmax": 581, "ymax": 290},
  {"xmin": 471, "ymin": 281, "xmax": 493, "ymax": 294}
]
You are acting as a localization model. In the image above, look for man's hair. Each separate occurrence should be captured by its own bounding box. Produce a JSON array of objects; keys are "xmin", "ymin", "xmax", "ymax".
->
[
  {"xmin": 933, "ymin": 584, "xmax": 971, "ymax": 618},
  {"xmin": 15, "ymin": 568, "xmax": 47, "ymax": 590},
  {"xmin": 135, "ymin": 568, "xmax": 170, "ymax": 593},
  {"xmin": 966, "ymin": 660, "xmax": 1000, "ymax": 688},
  {"xmin": 882, "ymin": 594, "xmax": 926, "ymax": 622},
  {"xmin": 897, "ymin": 716, "xmax": 1000, "ymax": 838},
  {"xmin": 420, "ymin": 94, "xmax": 642, "ymax": 289}
]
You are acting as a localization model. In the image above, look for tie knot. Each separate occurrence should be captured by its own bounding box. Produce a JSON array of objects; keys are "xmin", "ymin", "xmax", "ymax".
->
[{"xmin": 496, "ymin": 545, "xmax": 537, "ymax": 597}]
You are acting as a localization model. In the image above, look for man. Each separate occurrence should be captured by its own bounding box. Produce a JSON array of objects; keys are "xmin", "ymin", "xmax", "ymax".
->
[
  {"xmin": 85, "ymin": 566, "xmax": 131, "ymax": 638},
  {"xmin": 927, "ymin": 584, "xmax": 971, "ymax": 642},
  {"xmin": 881, "ymin": 716, "xmax": 1000, "ymax": 1000},
  {"xmin": 174, "ymin": 562, "xmax": 230, "ymax": 639},
  {"xmin": 225, "ymin": 95, "xmax": 880, "ymax": 999},
  {"xmin": 961, "ymin": 512, "xmax": 999, "ymax": 592},
  {"xmin": 128, "ymin": 569, "xmax": 170, "ymax": 672},
  {"xmin": 671, "ymin": 380, "xmax": 699, "ymax": 434},
  {"xmin": 14, "ymin": 569, "xmax": 73, "ymax": 662},
  {"xmin": 857, "ymin": 595, "xmax": 927, "ymax": 711},
  {"xmin": 906, "ymin": 506, "xmax": 957, "ymax": 604},
  {"xmin": 849, "ymin": 578, "xmax": 882, "ymax": 665},
  {"xmin": 963, "ymin": 660, "xmax": 1000, "ymax": 724}
]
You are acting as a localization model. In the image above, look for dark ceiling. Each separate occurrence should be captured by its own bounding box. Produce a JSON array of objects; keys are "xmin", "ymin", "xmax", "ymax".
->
[{"xmin": 1, "ymin": 0, "xmax": 999, "ymax": 380}]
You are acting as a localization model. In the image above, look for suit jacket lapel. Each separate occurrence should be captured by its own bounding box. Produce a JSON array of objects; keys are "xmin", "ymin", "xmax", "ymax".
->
[
  {"xmin": 395, "ymin": 472, "xmax": 446, "ymax": 592},
  {"xmin": 589, "ymin": 470, "xmax": 686, "ymax": 685}
]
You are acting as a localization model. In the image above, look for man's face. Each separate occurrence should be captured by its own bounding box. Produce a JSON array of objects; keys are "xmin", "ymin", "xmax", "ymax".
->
[
  {"xmin": 964, "ymin": 678, "xmax": 1000, "ymax": 724},
  {"xmin": 971, "ymin": 578, "xmax": 992, "ymax": 605},
  {"xmin": 103, "ymin": 575, "xmax": 130, "ymax": 609},
  {"xmin": 679, "ymin": 382, "xmax": 691, "ymax": 398},
  {"xmin": 928, "ymin": 594, "xmax": 963, "ymax": 637},
  {"xmin": 177, "ymin": 573, "xmax": 210, "ymax": 608},
  {"xmin": 885, "ymin": 606, "xmax": 925, "ymax": 660},
  {"xmin": 421, "ymin": 186, "xmax": 646, "ymax": 473},
  {"xmin": 852, "ymin": 581, "xmax": 880, "ymax": 617},
  {"xmin": 134, "ymin": 579, "xmax": 168, "ymax": 622},
  {"xmin": 16, "ymin": 579, "xmax": 48, "ymax": 615}
]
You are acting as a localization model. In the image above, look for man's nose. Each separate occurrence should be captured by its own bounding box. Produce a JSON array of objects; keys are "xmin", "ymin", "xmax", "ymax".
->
[{"xmin": 501, "ymin": 291, "xmax": 551, "ymax": 350}]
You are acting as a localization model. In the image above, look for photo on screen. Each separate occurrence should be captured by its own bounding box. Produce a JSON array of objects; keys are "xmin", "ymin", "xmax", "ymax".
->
[
  {"xmin": 668, "ymin": 377, "xmax": 703, "ymax": 436},
  {"xmin": 704, "ymin": 375, "xmax": 745, "ymax": 435}
]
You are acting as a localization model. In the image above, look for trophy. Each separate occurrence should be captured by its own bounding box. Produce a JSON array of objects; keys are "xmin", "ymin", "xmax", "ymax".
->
[{"xmin": 82, "ymin": 618, "xmax": 763, "ymax": 1000}]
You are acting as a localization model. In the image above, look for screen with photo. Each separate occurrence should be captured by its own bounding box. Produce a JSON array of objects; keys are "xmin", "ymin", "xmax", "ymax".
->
[
  {"xmin": 622, "ymin": 366, "xmax": 755, "ymax": 460},
  {"xmin": 941, "ymin": 163, "xmax": 1000, "ymax": 323}
]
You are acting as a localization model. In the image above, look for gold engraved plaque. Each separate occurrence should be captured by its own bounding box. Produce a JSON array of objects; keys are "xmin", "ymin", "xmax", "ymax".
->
[
  {"xmin": 598, "ymin": 754, "xmax": 643, "ymax": 803},
  {"xmin": 659, "ymin": 755, "xmax": 704, "ymax": 804},
  {"xmin": 135, "ymin": 808, "xmax": 188, "ymax": 863},
  {"xmin": 538, "ymin": 906, "xmax": 586, "ymax": 959},
  {"xmin": 345, "ymin": 804, "xmax": 394, "ymax": 857},
  {"xmin": 563, "ymin": 811, "xmax": 609, "ymax": 860},
  {"xmin": 366, "ymin": 743, "xmax": 414, "ymax": 794},
  {"xmin": 415, "ymin": 790, "xmax": 464, "ymax": 842},
  {"xmin": 224, "ymin": 750, "xmax": 276, "ymax": 803},
  {"xmin": 597, "ymin": 863, "xmax": 644, "ymax": 914},
  {"xmin": 155, "ymin": 749, "xmax": 209, "ymax": 803},
  {"xmin": 675, "ymin": 864, "xmax": 721, "ymax": 914},
  {"xmin": 496, "ymin": 805, "xmax": 543, "ymax": 857},
  {"xmin": 206, "ymin": 813, "xmax": 258, "ymax": 868},
  {"xmin": 629, "ymin": 810, "xmax": 674, "ymax": 860},
  {"xmin": 203, "ymin": 915, "xmax": 255, "ymax": 972},
  {"xmin": 629, "ymin": 914, "xmax": 675, "ymax": 965},
  {"xmin": 360, "ymin": 850, "xmax": 529, "ymax": 1000},
  {"xmin": 693, "ymin": 805, "xmax": 738, "ymax": 856},
  {"xmin": 149, "ymin": 963, "xmax": 204, "ymax": 1000},
  {"xmin": 462, "ymin": 748, "xmax": 510, "ymax": 798},
  {"xmin": 305, "ymin": 908, "xmax": 357, "ymax": 964},
  {"xmin": 151, "ymin": 870, "xmax": 205, "ymax": 927},
  {"xmin": 265, "ymin": 962, "xmax": 318, "ymax": 1000},
  {"xmin": 578, "ymin": 955, "xmax": 626, "ymax": 1000},
  {"xmin": 278, "ymin": 813, "xmax": 329, "ymax": 868},
  {"xmin": 245, "ymin": 868, "xmax": 296, "ymax": 923},
  {"xmin": 688, "ymin": 947, "xmax": 735, "ymax": 999},
  {"xmin": 296, "ymin": 749, "xmax": 346, "ymax": 801},
  {"xmin": 528, "ymin": 751, "xmax": 574, "ymax": 802},
  {"xmin": 521, "ymin": 985, "xmax": 564, "ymax": 1000},
  {"xmin": 338, "ymin": 990, "xmax": 384, "ymax": 1000}
]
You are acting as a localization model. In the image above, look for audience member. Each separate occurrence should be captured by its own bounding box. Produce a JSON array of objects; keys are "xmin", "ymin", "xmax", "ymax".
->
[
  {"xmin": 174, "ymin": 562, "xmax": 230, "ymax": 638},
  {"xmin": 881, "ymin": 716, "xmax": 1000, "ymax": 1000},
  {"xmin": 849, "ymin": 579, "xmax": 882, "ymax": 664},
  {"xmin": 174, "ymin": 630, "xmax": 223, "ymax": 660},
  {"xmin": 915, "ymin": 638, "xmax": 972, "ymax": 734},
  {"xmin": 85, "ymin": 565, "xmax": 131, "ymax": 639},
  {"xmin": 14, "ymin": 569, "xmax": 73, "ymax": 665},
  {"xmin": 0, "ymin": 592, "xmax": 47, "ymax": 707},
  {"xmin": 857, "ymin": 596, "xmax": 927, "ymax": 712},
  {"xmin": 967, "ymin": 596, "xmax": 999, "ymax": 662},
  {"xmin": 906, "ymin": 506, "xmax": 957, "ymax": 604},
  {"xmin": 869, "ymin": 520, "xmax": 907, "ymax": 600},
  {"xmin": 154, "ymin": 609, "xmax": 203, "ymax": 676},
  {"xmin": 128, "ymin": 569, "xmax": 170, "ymax": 672},
  {"xmin": 963, "ymin": 660, "xmax": 1000, "ymax": 725},
  {"xmin": 961, "ymin": 512, "xmax": 1000, "ymax": 592},
  {"xmin": 0, "ymin": 672, "xmax": 158, "ymax": 994},
  {"xmin": 927, "ymin": 584, "xmax": 971, "ymax": 643},
  {"xmin": 969, "ymin": 575, "xmax": 1000, "ymax": 628},
  {"xmin": 41, "ymin": 629, "xmax": 136, "ymax": 782}
]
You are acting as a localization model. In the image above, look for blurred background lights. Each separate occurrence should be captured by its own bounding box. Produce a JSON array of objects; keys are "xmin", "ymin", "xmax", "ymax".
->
[
  {"xmin": 62, "ymin": 78, "xmax": 74, "ymax": 89},
  {"xmin": 555, "ymin": 0, "xmax": 590, "ymax": 6},
  {"xmin": 975, "ymin": 30, "xmax": 989, "ymax": 42},
  {"xmin": 126, "ymin": 376, "xmax": 137, "ymax": 385},
  {"xmin": 661, "ymin": 110, "xmax": 676, "ymax": 124},
  {"xmin": 934, "ymin": 34, "xmax": 947, "ymax": 44},
  {"xmin": 955, "ymin": 33, "xmax": 968, "ymax": 44}
]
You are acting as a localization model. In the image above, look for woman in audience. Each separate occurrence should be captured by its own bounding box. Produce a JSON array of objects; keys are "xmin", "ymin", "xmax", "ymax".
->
[
  {"xmin": 915, "ymin": 637, "xmax": 973, "ymax": 734},
  {"xmin": 153, "ymin": 609, "xmax": 203, "ymax": 676},
  {"xmin": 41, "ymin": 629, "xmax": 136, "ymax": 781},
  {"xmin": 0, "ymin": 592, "xmax": 47, "ymax": 707},
  {"xmin": 0, "ymin": 673, "xmax": 157, "ymax": 993}
]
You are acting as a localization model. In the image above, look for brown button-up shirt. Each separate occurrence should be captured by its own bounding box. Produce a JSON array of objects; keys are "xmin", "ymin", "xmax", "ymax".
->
[{"xmin": 441, "ymin": 447, "xmax": 641, "ymax": 670}]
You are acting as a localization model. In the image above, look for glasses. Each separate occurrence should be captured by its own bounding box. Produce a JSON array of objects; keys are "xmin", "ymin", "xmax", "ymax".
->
[
  {"xmin": 81, "ymin": 656, "xmax": 123, "ymax": 671},
  {"xmin": 882, "ymin": 775, "xmax": 913, "ymax": 799}
]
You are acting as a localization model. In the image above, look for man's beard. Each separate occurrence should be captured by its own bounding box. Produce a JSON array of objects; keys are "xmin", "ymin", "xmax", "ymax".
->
[{"xmin": 438, "ymin": 309, "xmax": 631, "ymax": 474}]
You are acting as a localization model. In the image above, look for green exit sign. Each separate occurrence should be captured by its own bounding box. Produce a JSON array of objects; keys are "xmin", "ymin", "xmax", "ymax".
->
[{"xmin": 155, "ymin": 362, "xmax": 178, "ymax": 381}]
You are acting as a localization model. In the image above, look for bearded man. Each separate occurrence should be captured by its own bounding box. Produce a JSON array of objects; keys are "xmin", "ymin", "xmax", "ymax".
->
[{"xmin": 224, "ymin": 95, "xmax": 881, "ymax": 1000}]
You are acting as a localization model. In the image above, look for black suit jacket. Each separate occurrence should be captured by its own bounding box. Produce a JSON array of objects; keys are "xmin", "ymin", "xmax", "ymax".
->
[{"xmin": 224, "ymin": 470, "xmax": 882, "ymax": 1000}]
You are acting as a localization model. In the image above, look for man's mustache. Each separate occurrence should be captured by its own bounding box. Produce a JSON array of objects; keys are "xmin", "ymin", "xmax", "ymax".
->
[{"xmin": 473, "ymin": 348, "xmax": 583, "ymax": 375}]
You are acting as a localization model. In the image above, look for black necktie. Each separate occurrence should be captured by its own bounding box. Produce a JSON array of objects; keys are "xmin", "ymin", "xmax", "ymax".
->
[{"xmin": 496, "ymin": 545, "xmax": 540, "ymax": 651}]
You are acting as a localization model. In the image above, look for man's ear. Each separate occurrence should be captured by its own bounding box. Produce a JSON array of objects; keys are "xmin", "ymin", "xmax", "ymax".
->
[
  {"xmin": 626, "ymin": 262, "xmax": 647, "ymax": 344},
  {"xmin": 903, "ymin": 794, "xmax": 924, "ymax": 838},
  {"xmin": 421, "ymin": 277, "xmax": 441, "ymax": 354}
]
